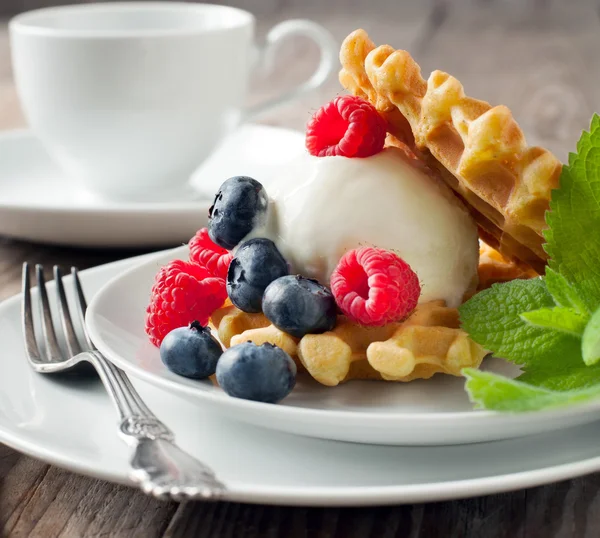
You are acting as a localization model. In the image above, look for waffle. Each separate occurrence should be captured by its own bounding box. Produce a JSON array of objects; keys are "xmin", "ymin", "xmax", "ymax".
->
[
  {"xmin": 210, "ymin": 302, "xmax": 487, "ymax": 386},
  {"xmin": 477, "ymin": 242, "xmax": 538, "ymax": 290},
  {"xmin": 339, "ymin": 29, "xmax": 562, "ymax": 274},
  {"xmin": 210, "ymin": 304, "xmax": 270, "ymax": 347}
]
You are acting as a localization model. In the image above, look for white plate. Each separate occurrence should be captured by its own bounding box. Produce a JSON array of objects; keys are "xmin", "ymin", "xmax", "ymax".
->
[
  {"xmin": 4, "ymin": 254, "xmax": 600, "ymax": 505},
  {"xmin": 86, "ymin": 247, "xmax": 600, "ymax": 446},
  {"xmin": 0, "ymin": 125, "xmax": 304, "ymax": 247}
]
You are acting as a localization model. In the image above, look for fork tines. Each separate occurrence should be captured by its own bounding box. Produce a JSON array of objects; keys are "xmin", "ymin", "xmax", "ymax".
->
[{"xmin": 22, "ymin": 263, "xmax": 90, "ymax": 370}]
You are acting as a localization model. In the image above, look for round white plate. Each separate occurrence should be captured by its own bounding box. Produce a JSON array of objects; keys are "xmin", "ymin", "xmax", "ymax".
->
[
  {"xmin": 0, "ymin": 125, "xmax": 304, "ymax": 247},
  {"xmin": 86, "ymin": 247, "xmax": 600, "ymax": 446},
  {"xmin": 4, "ymin": 254, "xmax": 600, "ymax": 506}
]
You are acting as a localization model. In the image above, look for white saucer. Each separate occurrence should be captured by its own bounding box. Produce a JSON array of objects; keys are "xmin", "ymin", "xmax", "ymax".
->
[
  {"xmin": 0, "ymin": 125, "xmax": 304, "ymax": 247},
  {"xmin": 3, "ymin": 253, "xmax": 600, "ymax": 506},
  {"xmin": 86, "ymin": 247, "xmax": 600, "ymax": 446}
]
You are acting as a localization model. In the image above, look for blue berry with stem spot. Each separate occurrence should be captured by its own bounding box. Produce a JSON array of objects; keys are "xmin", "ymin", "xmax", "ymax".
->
[{"xmin": 160, "ymin": 321, "xmax": 222, "ymax": 379}]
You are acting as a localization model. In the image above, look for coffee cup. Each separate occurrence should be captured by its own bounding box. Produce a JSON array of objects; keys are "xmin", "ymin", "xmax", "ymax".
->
[{"xmin": 10, "ymin": 2, "xmax": 337, "ymax": 200}]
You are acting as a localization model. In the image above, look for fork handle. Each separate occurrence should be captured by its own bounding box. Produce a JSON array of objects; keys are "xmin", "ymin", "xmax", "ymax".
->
[
  {"xmin": 87, "ymin": 350, "xmax": 175, "ymax": 443},
  {"xmin": 86, "ymin": 350, "xmax": 225, "ymax": 499}
]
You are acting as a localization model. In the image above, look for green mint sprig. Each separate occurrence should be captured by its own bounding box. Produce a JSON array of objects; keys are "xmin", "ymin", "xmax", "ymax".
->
[
  {"xmin": 545, "ymin": 114, "xmax": 600, "ymax": 312},
  {"xmin": 459, "ymin": 114, "xmax": 600, "ymax": 411}
]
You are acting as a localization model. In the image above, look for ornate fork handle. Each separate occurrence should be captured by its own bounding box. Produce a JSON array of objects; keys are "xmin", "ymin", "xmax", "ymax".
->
[{"xmin": 86, "ymin": 350, "xmax": 226, "ymax": 500}]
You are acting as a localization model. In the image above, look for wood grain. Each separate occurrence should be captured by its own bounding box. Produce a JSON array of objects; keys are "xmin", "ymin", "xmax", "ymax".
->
[
  {"xmin": 1, "ymin": 450, "xmax": 177, "ymax": 537},
  {"xmin": 163, "ymin": 478, "xmax": 600, "ymax": 538},
  {"xmin": 1, "ymin": 0, "xmax": 600, "ymax": 536}
]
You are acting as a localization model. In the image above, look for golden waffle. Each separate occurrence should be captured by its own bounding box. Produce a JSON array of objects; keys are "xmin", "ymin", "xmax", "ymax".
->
[
  {"xmin": 210, "ymin": 302, "xmax": 487, "ymax": 386},
  {"xmin": 339, "ymin": 29, "xmax": 562, "ymax": 274},
  {"xmin": 209, "ymin": 304, "xmax": 270, "ymax": 347},
  {"xmin": 231, "ymin": 325, "xmax": 300, "ymax": 361},
  {"xmin": 367, "ymin": 326, "xmax": 487, "ymax": 382},
  {"xmin": 477, "ymin": 241, "xmax": 538, "ymax": 290},
  {"xmin": 297, "ymin": 319, "xmax": 400, "ymax": 385}
]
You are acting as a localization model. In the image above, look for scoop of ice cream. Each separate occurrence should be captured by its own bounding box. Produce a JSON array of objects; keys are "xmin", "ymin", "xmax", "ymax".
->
[{"xmin": 262, "ymin": 147, "xmax": 479, "ymax": 307}]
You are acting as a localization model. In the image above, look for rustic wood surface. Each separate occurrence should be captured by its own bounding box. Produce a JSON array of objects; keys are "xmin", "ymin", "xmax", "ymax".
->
[{"xmin": 2, "ymin": 1, "xmax": 600, "ymax": 536}]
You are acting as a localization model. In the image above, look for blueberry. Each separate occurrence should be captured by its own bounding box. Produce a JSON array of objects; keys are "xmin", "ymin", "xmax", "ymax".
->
[
  {"xmin": 216, "ymin": 342, "xmax": 296, "ymax": 403},
  {"xmin": 208, "ymin": 176, "xmax": 269, "ymax": 250},
  {"xmin": 262, "ymin": 275, "xmax": 337, "ymax": 338},
  {"xmin": 160, "ymin": 321, "xmax": 223, "ymax": 379},
  {"xmin": 227, "ymin": 238, "xmax": 289, "ymax": 313}
]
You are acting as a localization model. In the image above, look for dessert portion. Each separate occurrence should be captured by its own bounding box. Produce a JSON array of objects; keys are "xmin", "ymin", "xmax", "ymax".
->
[
  {"xmin": 142, "ymin": 29, "xmax": 572, "ymax": 405},
  {"xmin": 339, "ymin": 29, "xmax": 562, "ymax": 273}
]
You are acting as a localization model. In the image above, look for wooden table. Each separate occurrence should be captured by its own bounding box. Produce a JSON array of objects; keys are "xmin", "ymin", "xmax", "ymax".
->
[{"xmin": 2, "ymin": 1, "xmax": 600, "ymax": 535}]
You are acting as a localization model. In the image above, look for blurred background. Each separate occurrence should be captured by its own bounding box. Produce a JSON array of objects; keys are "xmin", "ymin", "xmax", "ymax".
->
[{"xmin": 0, "ymin": 0, "xmax": 597, "ymax": 160}]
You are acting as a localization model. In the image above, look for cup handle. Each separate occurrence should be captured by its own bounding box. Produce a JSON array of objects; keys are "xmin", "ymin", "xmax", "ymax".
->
[{"xmin": 244, "ymin": 19, "xmax": 338, "ymax": 121}]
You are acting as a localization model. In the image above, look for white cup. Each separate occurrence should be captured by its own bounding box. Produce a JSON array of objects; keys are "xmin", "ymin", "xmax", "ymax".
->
[{"xmin": 9, "ymin": 2, "xmax": 337, "ymax": 200}]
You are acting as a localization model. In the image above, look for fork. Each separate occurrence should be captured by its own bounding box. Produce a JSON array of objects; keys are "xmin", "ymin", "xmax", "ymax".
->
[{"xmin": 22, "ymin": 263, "xmax": 226, "ymax": 501}]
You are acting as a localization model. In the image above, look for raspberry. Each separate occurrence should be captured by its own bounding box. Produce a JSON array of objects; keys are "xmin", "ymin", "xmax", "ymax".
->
[
  {"xmin": 330, "ymin": 247, "xmax": 421, "ymax": 326},
  {"xmin": 188, "ymin": 227, "xmax": 232, "ymax": 280},
  {"xmin": 306, "ymin": 95, "xmax": 387, "ymax": 158},
  {"xmin": 145, "ymin": 260, "xmax": 227, "ymax": 347}
]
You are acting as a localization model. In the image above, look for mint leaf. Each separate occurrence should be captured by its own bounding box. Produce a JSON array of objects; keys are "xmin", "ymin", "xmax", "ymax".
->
[
  {"xmin": 583, "ymin": 306, "xmax": 600, "ymax": 365},
  {"xmin": 520, "ymin": 307, "xmax": 587, "ymax": 337},
  {"xmin": 459, "ymin": 279, "xmax": 554, "ymax": 365},
  {"xmin": 464, "ymin": 368, "xmax": 600, "ymax": 411},
  {"xmin": 544, "ymin": 267, "xmax": 589, "ymax": 314},
  {"xmin": 459, "ymin": 278, "xmax": 600, "ymax": 390},
  {"xmin": 544, "ymin": 114, "xmax": 600, "ymax": 313},
  {"xmin": 460, "ymin": 279, "xmax": 570, "ymax": 366},
  {"xmin": 518, "ymin": 361, "xmax": 600, "ymax": 391}
]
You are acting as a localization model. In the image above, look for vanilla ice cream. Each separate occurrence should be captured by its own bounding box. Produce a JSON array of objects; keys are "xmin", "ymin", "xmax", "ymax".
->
[{"xmin": 254, "ymin": 147, "xmax": 479, "ymax": 307}]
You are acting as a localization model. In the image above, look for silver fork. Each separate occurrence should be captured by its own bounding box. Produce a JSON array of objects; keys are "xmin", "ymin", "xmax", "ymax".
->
[{"xmin": 22, "ymin": 263, "xmax": 226, "ymax": 501}]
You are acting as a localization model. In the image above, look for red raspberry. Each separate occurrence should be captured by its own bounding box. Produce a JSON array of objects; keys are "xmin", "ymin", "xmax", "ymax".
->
[
  {"xmin": 306, "ymin": 95, "xmax": 387, "ymax": 158},
  {"xmin": 330, "ymin": 247, "xmax": 421, "ymax": 326},
  {"xmin": 188, "ymin": 228, "xmax": 232, "ymax": 280},
  {"xmin": 145, "ymin": 260, "xmax": 227, "ymax": 347}
]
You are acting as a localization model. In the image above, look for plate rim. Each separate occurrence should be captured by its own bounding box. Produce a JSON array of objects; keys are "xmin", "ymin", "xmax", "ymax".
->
[
  {"xmin": 3, "ymin": 414, "xmax": 600, "ymax": 506},
  {"xmin": 3, "ymin": 253, "xmax": 600, "ymax": 506},
  {"xmin": 86, "ymin": 247, "xmax": 600, "ymax": 426}
]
